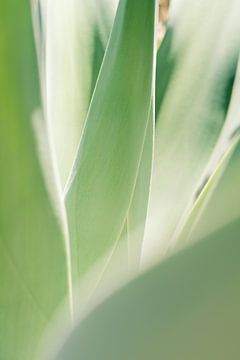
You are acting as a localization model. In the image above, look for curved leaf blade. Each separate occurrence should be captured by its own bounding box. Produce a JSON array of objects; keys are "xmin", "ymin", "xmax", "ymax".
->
[
  {"xmin": 143, "ymin": 0, "xmax": 240, "ymax": 263},
  {"xmin": 176, "ymin": 137, "xmax": 240, "ymax": 249},
  {"xmin": 65, "ymin": 0, "xmax": 156, "ymax": 288},
  {"xmin": 46, "ymin": 0, "xmax": 118, "ymax": 186},
  {"xmin": 0, "ymin": 1, "xmax": 70, "ymax": 358},
  {"xmin": 170, "ymin": 55, "xmax": 240, "ymax": 250}
]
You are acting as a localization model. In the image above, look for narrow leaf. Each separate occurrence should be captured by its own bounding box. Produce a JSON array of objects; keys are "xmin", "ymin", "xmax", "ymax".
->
[
  {"xmin": 127, "ymin": 104, "xmax": 154, "ymax": 272},
  {"xmin": 176, "ymin": 137, "xmax": 240, "ymax": 248},
  {"xmin": 46, "ymin": 0, "xmax": 118, "ymax": 186}
]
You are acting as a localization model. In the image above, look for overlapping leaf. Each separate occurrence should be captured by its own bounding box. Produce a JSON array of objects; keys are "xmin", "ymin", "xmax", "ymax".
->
[
  {"xmin": 142, "ymin": 0, "xmax": 240, "ymax": 263},
  {"xmin": 45, "ymin": 0, "xmax": 118, "ymax": 185},
  {"xmin": 65, "ymin": 0, "xmax": 156, "ymax": 290},
  {"xmin": 177, "ymin": 136, "xmax": 240, "ymax": 248},
  {"xmin": 55, "ymin": 141, "xmax": 240, "ymax": 359},
  {"xmin": 174, "ymin": 59, "xmax": 240, "ymax": 248}
]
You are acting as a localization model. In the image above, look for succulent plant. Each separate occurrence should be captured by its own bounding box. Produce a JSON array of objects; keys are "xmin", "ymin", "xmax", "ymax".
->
[{"xmin": 0, "ymin": 0, "xmax": 240, "ymax": 359}]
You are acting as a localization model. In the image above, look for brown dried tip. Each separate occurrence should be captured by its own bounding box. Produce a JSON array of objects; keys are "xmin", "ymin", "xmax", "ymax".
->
[{"xmin": 158, "ymin": 0, "xmax": 169, "ymax": 46}]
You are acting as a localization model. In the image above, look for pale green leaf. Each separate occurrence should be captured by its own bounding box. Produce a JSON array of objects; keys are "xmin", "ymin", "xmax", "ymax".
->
[
  {"xmin": 172, "ymin": 58, "xmax": 240, "ymax": 249},
  {"xmin": 127, "ymin": 104, "xmax": 154, "ymax": 273},
  {"xmin": 46, "ymin": 0, "xmax": 118, "ymax": 186},
  {"xmin": 172, "ymin": 138, "xmax": 239, "ymax": 250},
  {"xmin": 94, "ymin": 104, "xmax": 154, "ymax": 282},
  {"xmin": 65, "ymin": 0, "xmax": 156, "ymax": 291},
  {"xmin": 142, "ymin": 0, "xmax": 240, "ymax": 263},
  {"xmin": 176, "ymin": 136, "xmax": 240, "ymax": 249},
  {"xmin": 0, "ymin": 1, "xmax": 70, "ymax": 358},
  {"xmin": 55, "ymin": 219, "xmax": 240, "ymax": 359}
]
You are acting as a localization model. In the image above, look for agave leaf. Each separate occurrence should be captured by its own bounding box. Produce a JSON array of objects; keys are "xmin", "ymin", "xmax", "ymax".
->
[
  {"xmin": 46, "ymin": 0, "xmax": 118, "ymax": 186},
  {"xmin": 55, "ymin": 219, "xmax": 240, "ymax": 359},
  {"xmin": 142, "ymin": 0, "xmax": 240, "ymax": 264},
  {"xmin": 93, "ymin": 104, "xmax": 154, "ymax": 286},
  {"xmin": 172, "ymin": 59, "xmax": 240, "ymax": 249},
  {"xmin": 65, "ymin": 0, "xmax": 156, "ymax": 290},
  {"xmin": 55, "ymin": 137, "xmax": 240, "ymax": 358},
  {"xmin": 0, "ymin": 1, "xmax": 70, "ymax": 358}
]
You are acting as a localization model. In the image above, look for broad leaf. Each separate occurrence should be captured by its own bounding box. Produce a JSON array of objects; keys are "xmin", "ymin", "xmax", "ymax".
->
[
  {"xmin": 173, "ymin": 58, "xmax": 240, "ymax": 249},
  {"xmin": 65, "ymin": 0, "xmax": 156, "ymax": 290},
  {"xmin": 95, "ymin": 104, "xmax": 154, "ymax": 283},
  {"xmin": 142, "ymin": 0, "xmax": 240, "ymax": 263},
  {"xmin": 0, "ymin": 1, "xmax": 70, "ymax": 358}
]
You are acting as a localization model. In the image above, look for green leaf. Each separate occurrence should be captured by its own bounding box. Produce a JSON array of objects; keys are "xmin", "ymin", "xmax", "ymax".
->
[
  {"xmin": 45, "ymin": 0, "xmax": 118, "ymax": 186},
  {"xmin": 176, "ymin": 136, "xmax": 240, "ymax": 249},
  {"xmin": 31, "ymin": 0, "xmax": 47, "ymax": 94},
  {"xmin": 54, "ymin": 138, "xmax": 240, "ymax": 358},
  {"xmin": 94, "ymin": 103, "xmax": 154, "ymax": 283},
  {"xmin": 65, "ymin": 0, "xmax": 156, "ymax": 291},
  {"xmin": 0, "ymin": 1, "xmax": 70, "ymax": 358},
  {"xmin": 55, "ymin": 221, "xmax": 240, "ymax": 359},
  {"xmin": 127, "ymin": 104, "xmax": 154, "ymax": 273},
  {"xmin": 172, "ymin": 57, "xmax": 240, "ymax": 249},
  {"xmin": 171, "ymin": 139, "xmax": 239, "ymax": 250},
  {"xmin": 142, "ymin": 0, "xmax": 240, "ymax": 264}
]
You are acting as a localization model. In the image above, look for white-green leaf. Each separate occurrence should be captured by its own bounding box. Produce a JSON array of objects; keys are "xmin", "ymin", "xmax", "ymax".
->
[
  {"xmin": 65, "ymin": 0, "xmax": 156, "ymax": 291},
  {"xmin": 176, "ymin": 136, "xmax": 240, "ymax": 249},
  {"xmin": 46, "ymin": 0, "xmax": 118, "ymax": 186},
  {"xmin": 97, "ymin": 104, "xmax": 154, "ymax": 282},
  {"xmin": 0, "ymin": 1, "xmax": 70, "ymax": 358},
  {"xmin": 142, "ymin": 0, "xmax": 240, "ymax": 264},
  {"xmin": 171, "ymin": 139, "xmax": 239, "ymax": 250},
  {"xmin": 173, "ymin": 57, "xmax": 240, "ymax": 249}
]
